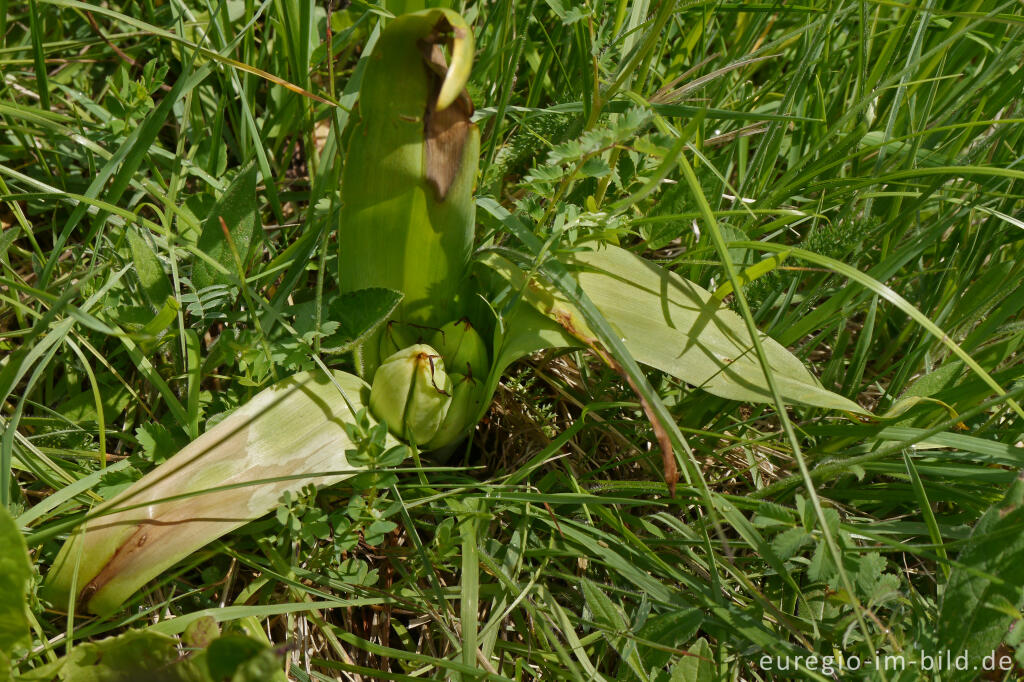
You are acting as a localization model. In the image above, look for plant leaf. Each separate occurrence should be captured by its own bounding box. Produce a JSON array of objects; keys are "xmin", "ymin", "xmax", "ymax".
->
[
  {"xmin": 338, "ymin": 9, "xmax": 479, "ymax": 348},
  {"xmin": 61, "ymin": 630, "xmax": 206, "ymax": 682},
  {"xmin": 44, "ymin": 370, "xmax": 390, "ymax": 615},
  {"xmin": 193, "ymin": 162, "xmax": 261, "ymax": 291},
  {"xmin": 671, "ymin": 636, "xmax": 715, "ymax": 682},
  {"xmin": 126, "ymin": 228, "xmax": 172, "ymax": 309},
  {"xmin": 207, "ymin": 634, "xmax": 287, "ymax": 682},
  {"xmin": 479, "ymin": 243, "xmax": 867, "ymax": 413},
  {"xmin": 322, "ymin": 287, "xmax": 403, "ymax": 353},
  {"xmin": 0, "ymin": 504, "xmax": 31, "ymax": 673},
  {"xmin": 936, "ymin": 471, "xmax": 1024, "ymax": 671}
]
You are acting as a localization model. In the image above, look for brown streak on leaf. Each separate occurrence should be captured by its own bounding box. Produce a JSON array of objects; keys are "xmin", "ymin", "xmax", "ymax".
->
[
  {"xmin": 80, "ymin": 525, "xmax": 149, "ymax": 609},
  {"xmin": 544, "ymin": 502, "xmax": 564, "ymax": 538},
  {"xmin": 608, "ymin": 356, "xmax": 678, "ymax": 497},
  {"xmin": 77, "ymin": 421, "xmax": 253, "ymax": 611},
  {"xmin": 419, "ymin": 20, "xmax": 474, "ymax": 201},
  {"xmin": 547, "ymin": 307, "xmax": 678, "ymax": 496}
]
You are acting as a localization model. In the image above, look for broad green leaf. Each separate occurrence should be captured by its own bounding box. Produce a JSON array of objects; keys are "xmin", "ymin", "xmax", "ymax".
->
[
  {"xmin": 479, "ymin": 244, "xmax": 867, "ymax": 413},
  {"xmin": 492, "ymin": 300, "xmax": 578, "ymax": 371},
  {"xmin": 206, "ymin": 635, "xmax": 287, "ymax": 682},
  {"xmin": 126, "ymin": 228, "xmax": 172, "ymax": 309},
  {"xmin": 670, "ymin": 637, "xmax": 715, "ymax": 682},
  {"xmin": 61, "ymin": 631, "xmax": 206, "ymax": 682},
  {"xmin": 0, "ymin": 504, "xmax": 31, "ymax": 673},
  {"xmin": 568, "ymin": 244, "xmax": 866, "ymax": 412},
  {"xmin": 193, "ymin": 162, "xmax": 261, "ymax": 291},
  {"xmin": 321, "ymin": 287, "xmax": 403, "ymax": 353},
  {"xmin": 937, "ymin": 472, "xmax": 1024, "ymax": 675},
  {"xmin": 44, "ymin": 370, "xmax": 391, "ymax": 615},
  {"xmin": 338, "ymin": 9, "xmax": 478, "ymax": 330}
]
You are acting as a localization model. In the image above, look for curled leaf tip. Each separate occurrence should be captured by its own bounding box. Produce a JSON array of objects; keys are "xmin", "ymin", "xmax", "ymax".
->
[
  {"xmin": 420, "ymin": 14, "xmax": 475, "ymax": 200},
  {"xmin": 426, "ymin": 13, "xmax": 473, "ymax": 112}
]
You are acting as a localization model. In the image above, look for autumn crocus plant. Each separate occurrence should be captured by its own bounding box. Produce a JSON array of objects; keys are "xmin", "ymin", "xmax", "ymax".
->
[{"xmin": 45, "ymin": 8, "xmax": 865, "ymax": 615}]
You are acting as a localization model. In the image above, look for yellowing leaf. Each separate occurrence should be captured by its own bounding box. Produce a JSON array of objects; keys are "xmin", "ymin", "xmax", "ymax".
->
[
  {"xmin": 44, "ymin": 370, "xmax": 389, "ymax": 615},
  {"xmin": 480, "ymin": 243, "xmax": 868, "ymax": 414}
]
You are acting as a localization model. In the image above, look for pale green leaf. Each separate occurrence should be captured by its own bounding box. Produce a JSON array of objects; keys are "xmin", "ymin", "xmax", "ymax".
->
[
  {"xmin": 671, "ymin": 637, "xmax": 715, "ymax": 682},
  {"xmin": 479, "ymin": 244, "xmax": 867, "ymax": 413},
  {"xmin": 567, "ymin": 244, "xmax": 865, "ymax": 412},
  {"xmin": 44, "ymin": 370, "xmax": 389, "ymax": 615}
]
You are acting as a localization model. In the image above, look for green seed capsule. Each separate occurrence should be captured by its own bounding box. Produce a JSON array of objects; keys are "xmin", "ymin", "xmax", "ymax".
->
[
  {"xmin": 429, "ymin": 318, "xmax": 489, "ymax": 378},
  {"xmin": 369, "ymin": 344, "xmax": 452, "ymax": 445},
  {"xmin": 426, "ymin": 372, "xmax": 486, "ymax": 449},
  {"xmin": 378, "ymin": 319, "xmax": 422, "ymax": 360}
]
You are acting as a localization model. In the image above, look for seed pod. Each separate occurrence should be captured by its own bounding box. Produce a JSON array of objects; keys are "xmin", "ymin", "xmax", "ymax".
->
[
  {"xmin": 426, "ymin": 372, "xmax": 486, "ymax": 450},
  {"xmin": 378, "ymin": 319, "xmax": 422, "ymax": 360},
  {"xmin": 369, "ymin": 344, "xmax": 452, "ymax": 445},
  {"xmin": 429, "ymin": 318, "xmax": 489, "ymax": 378}
]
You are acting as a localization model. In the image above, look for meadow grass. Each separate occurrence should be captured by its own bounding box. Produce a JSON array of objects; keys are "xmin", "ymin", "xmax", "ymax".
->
[{"xmin": 2, "ymin": 1, "xmax": 1023, "ymax": 679}]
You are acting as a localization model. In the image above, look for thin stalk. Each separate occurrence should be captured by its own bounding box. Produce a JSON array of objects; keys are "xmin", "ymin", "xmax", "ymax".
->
[{"xmin": 677, "ymin": 151, "xmax": 881, "ymax": 669}]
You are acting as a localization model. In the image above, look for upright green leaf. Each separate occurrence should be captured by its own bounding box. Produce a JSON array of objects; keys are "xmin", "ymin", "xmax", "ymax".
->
[
  {"xmin": 937, "ymin": 472, "xmax": 1024, "ymax": 677},
  {"xmin": 126, "ymin": 228, "xmax": 173, "ymax": 309},
  {"xmin": 670, "ymin": 637, "xmax": 715, "ymax": 682},
  {"xmin": 0, "ymin": 504, "xmax": 31, "ymax": 677},
  {"xmin": 193, "ymin": 162, "xmax": 261, "ymax": 291},
  {"xmin": 338, "ymin": 9, "xmax": 479, "ymax": 376}
]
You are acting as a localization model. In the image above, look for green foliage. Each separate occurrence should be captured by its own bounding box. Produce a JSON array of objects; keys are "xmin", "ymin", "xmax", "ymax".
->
[
  {"xmin": 205, "ymin": 635, "xmax": 287, "ymax": 682},
  {"xmin": 103, "ymin": 61, "xmax": 169, "ymax": 137},
  {"xmin": 672, "ymin": 637, "xmax": 715, "ymax": 682},
  {"xmin": 59, "ymin": 631, "xmax": 206, "ymax": 682},
  {"xmin": 21, "ymin": 629, "xmax": 287, "ymax": 682},
  {"xmin": 126, "ymin": 228, "xmax": 173, "ymax": 310},
  {"xmin": 0, "ymin": 505, "xmax": 31, "ymax": 678},
  {"xmin": 4, "ymin": 0, "xmax": 1024, "ymax": 679},
  {"xmin": 191, "ymin": 163, "xmax": 262, "ymax": 292},
  {"xmin": 937, "ymin": 473, "xmax": 1024, "ymax": 677}
]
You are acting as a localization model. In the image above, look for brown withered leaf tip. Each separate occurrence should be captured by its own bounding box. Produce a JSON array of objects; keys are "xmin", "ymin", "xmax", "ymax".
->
[
  {"xmin": 608, "ymin": 356, "xmax": 679, "ymax": 498},
  {"xmin": 419, "ymin": 18, "xmax": 474, "ymax": 201},
  {"xmin": 549, "ymin": 305, "xmax": 678, "ymax": 497}
]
